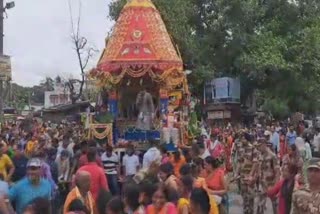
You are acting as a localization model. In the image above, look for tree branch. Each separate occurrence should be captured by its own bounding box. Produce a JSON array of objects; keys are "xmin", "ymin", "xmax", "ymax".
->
[
  {"xmin": 76, "ymin": 0, "xmax": 82, "ymax": 40},
  {"xmin": 67, "ymin": 0, "xmax": 96, "ymax": 103},
  {"xmin": 68, "ymin": 0, "xmax": 77, "ymax": 41}
]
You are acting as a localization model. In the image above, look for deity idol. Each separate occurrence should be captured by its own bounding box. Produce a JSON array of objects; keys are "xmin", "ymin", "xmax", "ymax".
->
[
  {"xmin": 162, "ymin": 107, "xmax": 179, "ymax": 147},
  {"xmin": 136, "ymin": 88, "xmax": 155, "ymax": 130}
]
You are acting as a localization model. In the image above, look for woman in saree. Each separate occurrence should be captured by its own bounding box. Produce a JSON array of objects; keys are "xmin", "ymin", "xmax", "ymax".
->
[
  {"xmin": 279, "ymin": 131, "xmax": 287, "ymax": 164},
  {"xmin": 282, "ymin": 144, "xmax": 304, "ymax": 184},
  {"xmin": 267, "ymin": 164, "xmax": 299, "ymax": 214},
  {"xmin": 146, "ymin": 185, "xmax": 177, "ymax": 214},
  {"xmin": 158, "ymin": 163, "xmax": 179, "ymax": 192},
  {"xmin": 204, "ymin": 156, "xmax": 228, "ymax": 214}
]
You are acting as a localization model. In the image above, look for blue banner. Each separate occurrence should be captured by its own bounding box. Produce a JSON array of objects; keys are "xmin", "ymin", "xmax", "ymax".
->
[
  {"xmin": 124, "ymin": 128, "xmax": 161, "ymax": 141},
  {"xmin": 108, "ymin": 99, "xmax": 118, "ymax": 118}
]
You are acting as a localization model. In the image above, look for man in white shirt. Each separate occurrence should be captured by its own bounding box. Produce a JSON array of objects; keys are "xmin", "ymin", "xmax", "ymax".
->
[
  {"xmin": 142, "ymin": 140, "xmax": 161, "ymax": 169},
  {"xmin": 57, "ymin": 136, "xmax": 74, "ymax": 158},
  {"xmin": 305, "ymin": 141, "xmax": 313, "ymax": 161},
  {"xmin": 313, "ymin": 128, "xmax": 320, "ymax": 153},
  {"xmin": 295, "ymin": 134, "xmax": 306, "ymax": 158},
  {"xmin": 270, "ymin": 126, "xmax": 280, "ymax": 153},
  {"xmin": 122, "ymin": 145, "xmax": 140, "ymax": 177},
  {"xmin": 101, "ymin": 145, "xmax": 120, "ymax": 195}
]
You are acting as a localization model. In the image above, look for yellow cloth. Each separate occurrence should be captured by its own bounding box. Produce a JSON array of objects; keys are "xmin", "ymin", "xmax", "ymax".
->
[
  {"xmin": 177, "ymin": 196, "xmax": 219, "ymax": 214},
  {"xmin": 25, "ymin": 140, "xmax": 38, "ymax": 157},
  {"xmin": 177, "ymin": 198, "xmax": 190, "ymax": 214},
  {"xmin": 0, "ymin": 154, "xmax": 13, "ymax": 180},
  {"xmin": 209, "ymin": 195, "xmax": 219, "ymax": 214}
]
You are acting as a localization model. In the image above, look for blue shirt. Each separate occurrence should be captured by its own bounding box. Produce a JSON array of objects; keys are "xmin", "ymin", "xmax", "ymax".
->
[
  {"xmin": 0, "ymin": 180, "xmax": 8, "ymax": 196},
  {"xmin": 9, "ymin": 177, "xmax": 52, "ymax": 214},
  {"xmin": 270, "ymin": 132, "xmax": 280, "ymax": 151},
  {"xmin": 286, "ymin": 131, "xmax": 297, "ymax": 146}
]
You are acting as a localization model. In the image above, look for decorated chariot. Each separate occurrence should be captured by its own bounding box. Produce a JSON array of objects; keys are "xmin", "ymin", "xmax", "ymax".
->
[{"xmin": 89, "ymin": 0, "xmax": 196, "ymax": 150}]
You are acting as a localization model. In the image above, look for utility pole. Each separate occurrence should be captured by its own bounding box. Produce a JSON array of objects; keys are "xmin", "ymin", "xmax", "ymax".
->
[
  {"xmin": 0, "ymin": 0, "xmax": 14, "ymax": 125},
  {"xmin": 0, "ymin": 0, "xmax": 4, "ymax": 125}
]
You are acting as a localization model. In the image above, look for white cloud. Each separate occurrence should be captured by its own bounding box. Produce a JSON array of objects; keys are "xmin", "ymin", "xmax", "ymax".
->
[{"xmin": 5, "ymin": 0, "xmax": 113, "ymax": 86}]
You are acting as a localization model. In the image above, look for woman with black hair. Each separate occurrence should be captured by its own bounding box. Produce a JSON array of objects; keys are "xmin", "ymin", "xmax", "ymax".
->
[
  {"xmin": 123, "ymin": 184, "xmax": 142, "ymax": 214},
  {"xmin": 282, "ymin": 144, "xmax": 304, "ymax": 184},
  {"xmin": 190, "ymin": 188, "xmax": 211, "ymax": 214},
  {"xmin": 96, "ymin": 189, "xmax": 112, "ymax": 214},
  {"xmin": 191, "ymin": 158, "xmax": 207, "ymax": 189},
  {"xmin": 106, "ymin": 197, "xmax": 124, "ymax": 214},
  {"xmin": 204, "ymin": 156, "xmax": 228, "ymax": 213},
  {"xmin": 146, "ymin": 185, "xmax": 177, "ymax": 214},
  {"xmin": 179, "ymin": 164, "xmax": 192, "ymax": 177},
  {"xmin": 282, "ymin": 145, "xmax": 303, "ymax": 170},
  {"xmin": 177, "ymin": 175, "xmax": 194, "ymax": 214},
  {"xmin": 67, "ymin": 199, "xmax": 89, "ymax": 214},
  {"xmin": 138, "ymin": 182, "xmax": 158, "ymax": 209},
  {"xmin": 267, "ymin": 164, "xmax": 299, "ymax": 214},
  {"xmin": 158, "ymin": 163, "xmax": 179, "ymax": 192},
  {"xmin": 169, "ymin": 150, "xmax": 186, "ymax": 178},
  {"xmin": 23, "ymin": 197, "xmax": 52, "ymax": 214},
  {"xmin": 279, "ymin": 130, "xmax": 287, "ymax": 164},
  {"xmin": 159, "ymin": 145, "xmax": 169, "ymax": 164}
]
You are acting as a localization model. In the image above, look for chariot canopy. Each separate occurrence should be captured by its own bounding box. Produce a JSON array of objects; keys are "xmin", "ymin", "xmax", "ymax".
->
[{"xmin": 90, "ymin": 0, "xmax": 188, "ymax": 92}]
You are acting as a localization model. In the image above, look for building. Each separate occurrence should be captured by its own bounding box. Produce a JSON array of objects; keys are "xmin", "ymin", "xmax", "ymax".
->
[
  {"xmin": 42, "ymin": 101, "xmax": 91, "ymax": 123},
  {"xmin": 204, "ymin": 77, "xmax": 241, "ymax": 123},
  {"xmin": 44, "ymin": 81, "xmax": 80, "ymax": 108},
  {"xmin": 21, "ymin": 103, "xmax": 44, "ymax": 116}
]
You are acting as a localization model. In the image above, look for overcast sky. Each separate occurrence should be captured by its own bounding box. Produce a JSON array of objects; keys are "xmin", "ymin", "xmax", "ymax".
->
[{"xmin": 5, "ymin": 0, "xmax": 113, "ymax": 86}]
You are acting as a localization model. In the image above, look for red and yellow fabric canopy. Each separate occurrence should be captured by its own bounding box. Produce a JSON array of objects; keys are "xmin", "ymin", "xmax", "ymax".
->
[{"xmin": 90, "ymin": 0, "xmax": 188, "ymax": 91}]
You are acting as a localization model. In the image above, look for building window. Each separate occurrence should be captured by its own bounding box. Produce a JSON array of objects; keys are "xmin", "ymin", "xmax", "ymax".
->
[{"xmin": 49, "ymin": 95, "xmax": 59, "ymax": 106}]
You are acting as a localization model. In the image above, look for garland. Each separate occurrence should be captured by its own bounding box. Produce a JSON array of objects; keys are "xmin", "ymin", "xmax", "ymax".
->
[
  {"xmin": 91, "ymin": 128, "xmax": 110, "ymax": 139},
  {"xmin": 90, "ymin": 67, "xmax": 189, "ymax": 93},
  {"xmin": 89, "ymin": 124, "xmax": 113, "ymax": 146}
]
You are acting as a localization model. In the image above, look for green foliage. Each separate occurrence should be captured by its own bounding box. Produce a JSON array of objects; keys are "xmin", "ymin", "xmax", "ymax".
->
[
  {"xmin": 10, "ymin": 83, "xmax": 32, "ymax": 110},
  {"xmin": 9, "ymin": 77, "xmax": 57, "ymax": 110},
  {"xmin": 109, "ymin": 0, "xmax": 320, "ymax": 117},
  {"xmin": 262, "ymin": 98, "xmax": 290, "ymax": 119}
]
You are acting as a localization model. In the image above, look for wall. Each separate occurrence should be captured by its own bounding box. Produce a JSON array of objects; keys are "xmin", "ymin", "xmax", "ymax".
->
[{"xmin": 44, "ymin": 83, "xmax": 72, "ymax": 108}]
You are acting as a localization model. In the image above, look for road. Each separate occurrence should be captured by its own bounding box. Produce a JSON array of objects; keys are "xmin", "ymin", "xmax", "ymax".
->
[{"xmin": 229, "ymin": 192, "xmax": 274, "ymax": 214}]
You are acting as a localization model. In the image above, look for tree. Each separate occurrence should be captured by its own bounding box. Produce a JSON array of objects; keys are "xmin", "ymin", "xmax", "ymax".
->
[
  {"xmin": 109, "ymin": 0, "xmax": 320, "ymax": 117},
  {"xmin": 40, "ymin": 77, "xmax": 54, "ymax": 91},
  {"xmin": 10, "ymin": 83, "xmax": 32, "ymax": 110},
  {"xmin": 238, "ymin": 0, "xmax": 320, "ymax": 114},
  {"xmin": 67, "ymin": 0, "xmax": 97, "ymax": 104},
  {"xmin": 55, "ymin": 75, "xmax": 62, "ymax": 84}
]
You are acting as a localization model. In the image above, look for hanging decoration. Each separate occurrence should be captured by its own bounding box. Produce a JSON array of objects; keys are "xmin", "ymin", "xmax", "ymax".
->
[
  {"xmin": 90, "ymin": 67, "xmax": 189, "ymax": 93},
  {"xmin": 89, "ymin": 124, "xmax": 113, "ymax": 147}
]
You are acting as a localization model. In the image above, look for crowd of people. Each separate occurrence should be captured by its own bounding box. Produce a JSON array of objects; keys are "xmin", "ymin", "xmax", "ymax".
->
[{"xmin": 0, "ymin": 120, "xmax": 318, "ymax": 214}]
